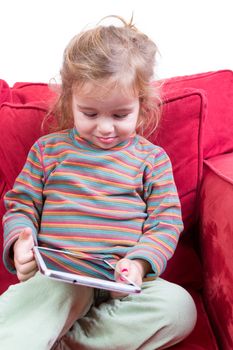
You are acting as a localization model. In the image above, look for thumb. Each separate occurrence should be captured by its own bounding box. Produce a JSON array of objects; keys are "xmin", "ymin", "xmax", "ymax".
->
[
  {"xmin": 18, "ymin": 227, "xmax": 34, "ymax": 247},
  {"xmin": 14, "ymin": 227, "xmax": 35, "ymax": 258}
]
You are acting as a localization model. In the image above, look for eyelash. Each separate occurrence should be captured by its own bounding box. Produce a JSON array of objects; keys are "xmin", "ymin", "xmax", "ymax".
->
[
  {"xmin": 83, "ymin": 113, "xmax": 128, "ymax": 119},
  {"xmin": 114, "ymin": 114, "xmax": 128, "ymax": 119},
  {"xmin": 83, "ymin": 113, "xmax": 97, "ymax": 118}
]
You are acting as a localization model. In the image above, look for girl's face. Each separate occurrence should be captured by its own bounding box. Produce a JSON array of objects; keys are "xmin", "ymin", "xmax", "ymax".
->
[{"xmin": 72, "ymin": 83, "xmax": 140, "ymax": 149}]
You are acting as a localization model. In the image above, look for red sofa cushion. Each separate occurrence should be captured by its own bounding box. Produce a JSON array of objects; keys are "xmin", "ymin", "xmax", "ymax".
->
[
  {"xmin": 149, "ymin": 89, "xmax": 206, "ymax": 233},
  {"xmin": 0, "ymin": 102, "xmax": 49, "ymax": 294},
  {"xmin": 0, "ymin": 103, "xmax": 49, "ymax": 186},
  {"xmin": 0, "ymin": 79, "xmax": 11, "ymax": 104},
  {"xmin": 0, "ymin": 82, "xmax": 55, "ymax": 294},
  {"xmin": 11, "ymin": 82, "xmax": 56, "ymax": 106},
  {"xmin": 163, "ymin": 70, "xmax": 233, "ymax": 159}
]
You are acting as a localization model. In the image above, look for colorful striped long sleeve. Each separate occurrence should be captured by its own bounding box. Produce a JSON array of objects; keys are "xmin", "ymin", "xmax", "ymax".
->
[{"xmin": 3, "ymin": 127, "xmax": 183, "ymax": 278}]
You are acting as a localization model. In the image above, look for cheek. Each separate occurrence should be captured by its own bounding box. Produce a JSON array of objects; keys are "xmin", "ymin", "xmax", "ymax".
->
[
  {"xmin": 74, "ymin": 115, "xmax": 92, "ymax": 134},
  {"xmin": 122, "ymin": 117, "xmax": 138, "ymax": 134},
  {"xmin": 118, "ymin": 123, "xmax": 137, "ymax": 137},
  {"xmin": 74, "ymin": 118, "xmax": 82, "ymax": 133}
]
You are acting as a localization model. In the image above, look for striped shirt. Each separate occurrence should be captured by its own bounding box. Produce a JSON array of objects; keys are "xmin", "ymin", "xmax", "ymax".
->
[{"xmin": 3, "ymin": 128, "xmax": 183, "ymax": 279}]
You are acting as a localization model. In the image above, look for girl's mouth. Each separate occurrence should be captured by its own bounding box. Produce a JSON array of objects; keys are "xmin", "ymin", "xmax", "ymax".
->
[{"xmin": 97, "ymin": 137, "xmax": 117, "ymax": 144}]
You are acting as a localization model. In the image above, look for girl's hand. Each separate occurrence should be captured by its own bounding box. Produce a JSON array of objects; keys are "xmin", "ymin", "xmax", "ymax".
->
[
  {"xmin": 13, "ymin": 227, "xmax": 38, "ymax": 282},
  {"xmin": 110, "ymin": 258, "xmax": 150, "ymax": 299}
]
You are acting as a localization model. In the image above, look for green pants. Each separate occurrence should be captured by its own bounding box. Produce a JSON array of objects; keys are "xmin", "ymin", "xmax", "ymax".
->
[{"xmin": 0, "ymin": 272, "xmax": 196, "ymax": 350}]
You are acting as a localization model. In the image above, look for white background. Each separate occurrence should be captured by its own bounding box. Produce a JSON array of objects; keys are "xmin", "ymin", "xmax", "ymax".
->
[{"xmin": 0, "ymin": 0, "xmax": 232, "ymax": 86}]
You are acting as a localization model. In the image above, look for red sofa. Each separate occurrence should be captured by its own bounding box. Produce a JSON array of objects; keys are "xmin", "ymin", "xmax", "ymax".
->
[{"xmin": 0, "ymin": 70, "xmax": 233, "ymax": 349}]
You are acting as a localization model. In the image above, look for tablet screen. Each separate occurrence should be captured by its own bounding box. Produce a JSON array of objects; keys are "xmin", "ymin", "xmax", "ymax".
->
[
  {"xmin": 36, "ymin": 246, "xmax": 115, "ymax": 280},
  {"xmin": 33, "ymin": 246, "xmax": 141, "ymax": 294}
]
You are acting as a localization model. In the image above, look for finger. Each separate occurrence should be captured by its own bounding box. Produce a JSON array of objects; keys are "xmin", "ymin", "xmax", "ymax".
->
[
  {"xmin": 15, "ymin": 249, "xmax": 34, "ymax": 265},
  {"xmin": 14, "ymin": 246, "xmax": 34, "ymax": 264},
  {"xmin": 15, "ymin": 259, "xmax": 37, "ymax": 275},
  {"xmin": 111, "ymin": 260, "xmax": 132, "ymax": 298},
  {"xmin": 116, "ymin": 259, "xmax": 130, "ymax": 275},
  {"xmin": 119, "ymin": 268, "xmax": 129, "ymax": 283},
  {"xmin": 115, "ymin": 259, "xmax": 132, "ymax": 283},
  {"xmin": 17, "ymin": 268, "xmax": 38, "ymax": 282},
  {"xmin": 116, "ymin": 260, "xmax": 143, "ymax": 286}
]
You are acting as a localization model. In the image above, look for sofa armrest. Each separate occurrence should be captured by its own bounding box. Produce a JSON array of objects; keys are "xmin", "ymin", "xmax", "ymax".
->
[
  {"xmin": 199, "ymin": 153, "xmax": 233, "ymax": 350},
  {"xmin": 0, "ymin": 176, "xmax": 18, "ymax": 294}
]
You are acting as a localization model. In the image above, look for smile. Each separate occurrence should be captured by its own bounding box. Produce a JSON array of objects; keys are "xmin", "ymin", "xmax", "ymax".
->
[{"xmin": 96, "ymin": 136, "xmax": 118, "ymax": 144}]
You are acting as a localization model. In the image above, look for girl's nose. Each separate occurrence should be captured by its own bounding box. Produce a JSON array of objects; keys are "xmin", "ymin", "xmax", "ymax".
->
[{"xmin": 97, "ymin": 117, "xmax": 114, "ymax": 134}]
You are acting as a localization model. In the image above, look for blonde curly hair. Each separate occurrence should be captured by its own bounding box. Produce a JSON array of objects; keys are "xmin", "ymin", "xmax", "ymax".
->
[{"xmin": 49, "ymin": 15, "xmax": 161, "ymax": 137}]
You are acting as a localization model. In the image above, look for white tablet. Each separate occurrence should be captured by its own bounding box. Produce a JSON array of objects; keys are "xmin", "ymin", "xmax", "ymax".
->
[{"xmin": 33, "ymin": 246, "xmax": 141, "ymax": 294}]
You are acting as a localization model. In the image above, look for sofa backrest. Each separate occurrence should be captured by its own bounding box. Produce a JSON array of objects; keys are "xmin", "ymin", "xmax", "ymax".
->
[
  {"xmin": 149, "ymin": 88, "xmax": 206, "ymax": 232},
  {"xmin": 162, "ymin": 70, "xmax": 233, "ymax": 159}
]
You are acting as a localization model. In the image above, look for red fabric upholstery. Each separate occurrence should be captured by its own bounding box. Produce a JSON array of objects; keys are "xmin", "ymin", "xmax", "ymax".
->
[
  {"xmin": 0, "ymin": 183, "xmax": 18, "ymax": 291},
  {"xmin": 0, "ymin": 79, "xmax": 11, "ymax": 104},
  {"xmin": 0, "ymin": 83, "xmax": 53, "ymax": 293},
  {"xmin": 11, "ymin": 82, "xmax": 56, "ymax": 105},
  {"xmin": 1, "ymin": 70, "xmax": 233, "ymax": 349},
  {"xmin": 150, "ymin": 89, "xmax": 206, "ymax": 233},
  {"xmin": 0, "ymin": 104, "xmax": 47, "ymax": 186},
  {"xmin": 200, "ymin": 154, "xmax": 233, "ymax": 350},
  {"xmin": 163, "ymin": 70, "xmax": 233, "ymax": 158}
]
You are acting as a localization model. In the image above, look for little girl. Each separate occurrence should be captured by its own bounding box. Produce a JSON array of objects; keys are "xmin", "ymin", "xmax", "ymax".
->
[{"xmin": 0, "ymin": 16, "xmax": 197, "ymax": 349}]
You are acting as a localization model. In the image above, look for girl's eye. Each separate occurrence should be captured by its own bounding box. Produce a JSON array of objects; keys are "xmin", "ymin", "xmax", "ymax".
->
[
  {"xmin": 113, "ymin": 114, "xmax": 128, "ymax": 119},
  {"xmin": 83, "ymin": 112, "xmax": 97, "ymax": 118}
]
